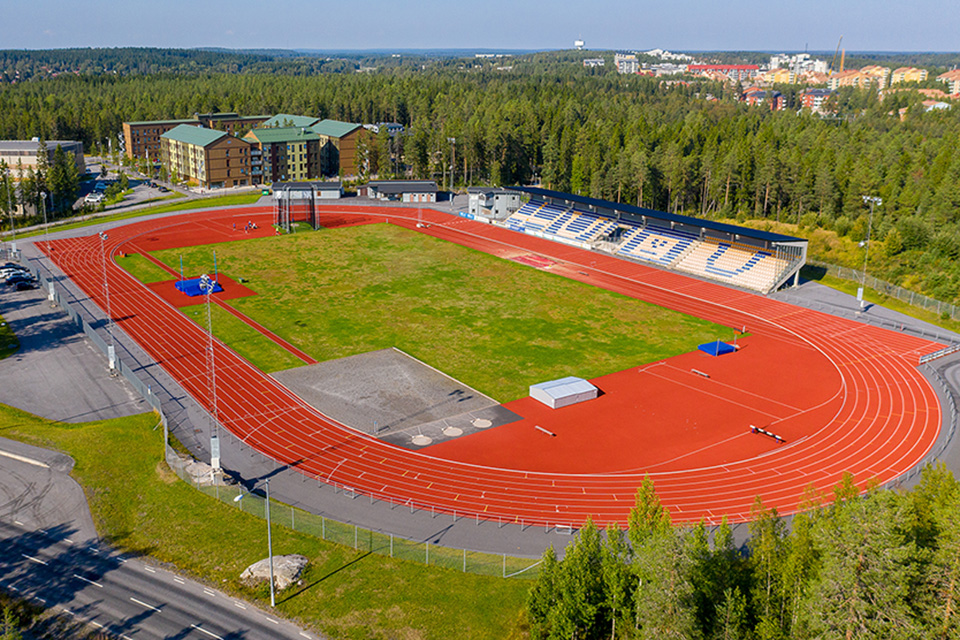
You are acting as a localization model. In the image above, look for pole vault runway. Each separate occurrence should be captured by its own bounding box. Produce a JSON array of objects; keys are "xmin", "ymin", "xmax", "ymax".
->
[{"xmin": 41, "ymin": 204, "xmax": 945, "ymax": 527}]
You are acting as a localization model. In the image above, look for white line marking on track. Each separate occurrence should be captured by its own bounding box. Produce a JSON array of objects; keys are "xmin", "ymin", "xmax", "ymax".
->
[
  {"xmin": 190, "ymin": 624, "xmax": 224, "ymax": 639},
  {"xmin": 22, "ymin": 554, "xmax": 47, "ymax": 565},
  {"xmin": 174, "ymin": 577, "xmax": 185, "ymax": 584},
  {"xmin": 264, "ymin": 616, "xmax": 279, "ymax": 624},
  {"xmin": 233, "ymin": 601, "xmax": 246, "ymax": 609},
  {"xmin": 144, "ymin": 566, "xmax": 156, "ymax": 573},
  {"xmin": 129, "ymin": 597, "xmax": 162, "ymax": 612},
  {"xmin": 13, "ymin": 520, "xmax": 23, "ymax": 526},
  {"xmin": 300, "ymin": 633, "xmax": 311, "ymax": 638},
  {"xmin": 73, "ymin": 574, "xmax": 103, "ymax": 588},
  {"xmin": 65, "ymin": 538, "xmax": 74, "ymax": 544},
  {"xmin": 0, "ymin": 449, "xmax": 49, "ymax": 468},
  {"xmin": 203, "ymin": 589, "xmax": 217, "ymax": 597}
]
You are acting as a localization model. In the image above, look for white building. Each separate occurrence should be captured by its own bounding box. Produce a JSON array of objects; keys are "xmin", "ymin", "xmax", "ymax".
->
[{"xmin": 614, "ymin": 52, "xmax": 639, "ymax": 74}]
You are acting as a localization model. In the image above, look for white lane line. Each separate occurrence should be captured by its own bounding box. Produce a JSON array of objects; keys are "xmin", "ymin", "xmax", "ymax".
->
[
  {"xmin": 13, "ymin": 520, "xmax": 24, "ymax": 526},
  {"xmin": 233, "ymin": 601, "xmax": 246, "ymax": 609},
  {"xmin": 190, "ymin": 624, "xmax": 224, "ymax": 640},
  {"xmin": 129, "ymin": 596, "xmax": 162, "ymax": 613},
  {"xmin": 65, "ymin": 539, "xmax": 74, "ymax": 544},
  {"xmin": 91, "ymin": 621, "xmax": 104, "ymax": 629},
  {"xmin": 21, "ymin": 554, "xmax": 47, "ymax": 565},
  {"xmin": 0, "ymin": 449, "xmax": 49, "ymax": 468},
  {"xmin": 264, "ymin": 616, "xmax": 279, "ymax": 624},
  {"xmin": 300, "ymin": 633, "xmax": 311, "ymax": 638},
  {"xmin": 36, "ymin": 597, "xmax": 46, "ymax": 604},
  {"xmin": 73, "ymin": 574, "xmax": 104, "ymax": 588},
  {"xmin": 144, "ymin": 566, "xmax": 156, "ymax": 573},
  {"xmin": 173, "ymin": 577, "xmax": 185, "ymax": 584},
  {"xmin": 203, "ymin": 589, "xmax": 217, "ymax": 597},
  {"xmin": 122, "ymin": 635, "xmax": 134, "ymax": 640}
]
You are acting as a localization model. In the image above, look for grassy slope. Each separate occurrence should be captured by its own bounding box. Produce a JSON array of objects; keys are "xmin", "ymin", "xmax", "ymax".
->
[
  {"xmin": 0, "ymin": 404, "xmax": 530, "ymax": 640},
  {"xmin": 153, "ymin": 223, "xmax": 727, "ymax": 401},
  {"xmin": 0, "ymin": 314, "xmax": 18, "ymax": 359}
]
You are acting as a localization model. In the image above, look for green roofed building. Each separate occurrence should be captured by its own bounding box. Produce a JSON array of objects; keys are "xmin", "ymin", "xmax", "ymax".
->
[
  {"xmin": 307, "ymin": 119, "xmax": 366, "ymax": 177},
  {"xmin": 244, "ymin": 127, "xmax": 322, "ymax": 184},
  {"xmin": 259, "ymin": 114, "xmax": 323, "ymax": 129},
  {"xmin": 160, "ymin": 124, "xmax": 252, "ymax": 189},
  {"xmin": 122, "ymin": 112, "xmax": 269, "ymax": 160}
]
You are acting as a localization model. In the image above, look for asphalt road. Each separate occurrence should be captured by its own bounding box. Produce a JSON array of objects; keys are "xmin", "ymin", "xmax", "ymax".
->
[{"xmin": 0, "ymin": 438, "xmax": 320, "ymax": 640}]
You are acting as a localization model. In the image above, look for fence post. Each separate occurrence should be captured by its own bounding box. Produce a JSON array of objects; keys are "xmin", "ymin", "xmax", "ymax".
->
[
  {"xmin": 425, "ymin": 541, "xmax": 429, "ymax": 565},
  {"xmin": 322, "ymin": 515, "xmax": 325, "ymax": 540},
  {"xmin": 390, "ymin": 533, "xmax": 393, "ymax": 558},
  {"xmin": 463, "ymin": 548, "xmax": 466, "ymax": 573},
  {"xmin": 291, "ymin": 506, "xmax": 295, "ymax": 530},
  {"xmin": 354, "ymin": 524, "xmax": 358, "ymax": 551},
  {"xmin": 502, "ymin": 554, "xmax": 506, "ymax": 578}
]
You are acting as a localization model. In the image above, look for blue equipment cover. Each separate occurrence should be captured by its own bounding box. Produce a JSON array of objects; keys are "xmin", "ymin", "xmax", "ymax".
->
[
  {"xmin": 175, "ymin": 277, "xmax": 223, "ymax": 297},
  {"xmin": 698, "ymin": 340, "xmax": 736, "ymax": 357}
]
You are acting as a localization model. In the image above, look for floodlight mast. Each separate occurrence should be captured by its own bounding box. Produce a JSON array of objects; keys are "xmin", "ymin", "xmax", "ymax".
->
[
  {"xmin": 199, "ymin": 273, "xmax": 221, "ymax": 469},
  {"xmin": 98, "ymin": 231, "xmax": 116, "ymax": 370},
  {"xmin": 234, "ymin": 478, "xmax": 274, "ymax": 607},
  {"xmin": 859, "ymin": 196, "xmax": 882, "ymax": 309}
]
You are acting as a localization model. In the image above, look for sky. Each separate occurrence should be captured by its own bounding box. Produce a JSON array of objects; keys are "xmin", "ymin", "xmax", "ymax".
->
[{"xmin": 5, "ymin": 0, "xmax": 959, "ymax": 53}]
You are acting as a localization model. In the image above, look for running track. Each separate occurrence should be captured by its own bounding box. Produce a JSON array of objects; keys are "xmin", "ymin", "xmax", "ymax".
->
[{"xmin": 42, "ymin": 205, "xmax": 944, "ymax": 527}]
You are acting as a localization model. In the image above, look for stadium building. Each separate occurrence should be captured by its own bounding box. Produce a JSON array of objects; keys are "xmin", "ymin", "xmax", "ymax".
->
[{"xmin": 497, "ymin": 186, "xmax": 807, "ymax": 294}]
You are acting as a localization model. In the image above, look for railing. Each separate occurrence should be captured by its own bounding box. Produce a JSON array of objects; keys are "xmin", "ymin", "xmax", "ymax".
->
[
  {"xmin": 25, "ymin": 261, "xmax": 542, "ymax": 580},
  {"xmin": 808, "ymin": 260, "xmax": 960, "ymax": 321}
]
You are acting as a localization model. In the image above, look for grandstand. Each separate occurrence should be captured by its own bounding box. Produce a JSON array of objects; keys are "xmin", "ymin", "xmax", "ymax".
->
[{"xmin": 500, "ymin": 187, "xmax": 807, "ymax": 294}]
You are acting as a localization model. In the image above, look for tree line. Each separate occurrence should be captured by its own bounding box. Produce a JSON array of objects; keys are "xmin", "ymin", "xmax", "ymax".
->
[
  {"xmin": 1, "ymin": 62, "xmax": 959, "ymax": 301},
  {"xmin": 528, "ymin": 465, "xmax": 960, "ymax": 640}
]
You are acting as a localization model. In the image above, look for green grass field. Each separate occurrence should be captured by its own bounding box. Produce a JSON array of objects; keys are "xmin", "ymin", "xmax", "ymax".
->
[
  {"xmin": 0, "ymin": 404, "xmax": 531, "ymax": 639},
  {"xmin": 114, "ymin": 253, "xmax": 175, "ymax": 284},
  {"xmin": 150, "ymin": 223, "xmax": 727, "ymax": 400}
]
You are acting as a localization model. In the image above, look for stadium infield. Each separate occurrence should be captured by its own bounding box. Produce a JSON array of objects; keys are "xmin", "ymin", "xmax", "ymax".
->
[{"xmin": 41, "ymin": 204, "xmax": 946, "ymax": 526}]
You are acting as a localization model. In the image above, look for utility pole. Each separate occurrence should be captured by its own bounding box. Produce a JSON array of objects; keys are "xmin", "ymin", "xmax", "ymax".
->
[{"xmin": 858, "ymin": 196, "xmax": 882, "ymax": 309}]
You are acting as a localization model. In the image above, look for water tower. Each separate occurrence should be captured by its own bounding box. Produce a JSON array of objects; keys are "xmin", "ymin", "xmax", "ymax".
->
[{"xmin": 575, "ymin": 39, "xmax": 585, "ymax": 50}]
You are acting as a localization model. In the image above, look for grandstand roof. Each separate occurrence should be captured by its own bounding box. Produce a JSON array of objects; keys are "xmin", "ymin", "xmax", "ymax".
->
[{"xmin": 507, "ymin": 186, "xmax": 805, "ymax": 244}]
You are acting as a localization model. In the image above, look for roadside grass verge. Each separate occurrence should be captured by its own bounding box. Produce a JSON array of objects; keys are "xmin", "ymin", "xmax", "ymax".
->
[
  {"xmin": 12, "ymin": 192, "xmax": 260, "ymax": 240},
  {"xmin": 0, "ymin": 404, "xmax": 531, "ymax": 639},
  {"xmin": 151, "ymin": 223, "xmax": 727, "ymax": 401},
  {"xmin": 0, "ymin": 313, "xmax": 18, "ymax": 359}
]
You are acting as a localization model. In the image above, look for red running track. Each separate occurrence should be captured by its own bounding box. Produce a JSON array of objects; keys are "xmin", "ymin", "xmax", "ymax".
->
[{"xmin": 42, "ymin": 205, "xmax": 944, "ymax": 527}]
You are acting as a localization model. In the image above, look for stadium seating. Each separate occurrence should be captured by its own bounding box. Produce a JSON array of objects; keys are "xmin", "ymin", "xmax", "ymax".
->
[
  {"xmin": 615, "ymin": 226, "xmax": 697, "ymax": 266},
  {"xmin": 675, "ymin": 240, "xmax": 790, "ymax": 292}
]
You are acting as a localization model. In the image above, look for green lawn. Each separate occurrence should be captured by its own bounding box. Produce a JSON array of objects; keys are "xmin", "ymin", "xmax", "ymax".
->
[
  {"xmin": 152, "ymin": 223, "xmax": 727, "ymax": 401},
  {"xmin": 115, "ymin": 253, "xmax": 175, "ymax": 284},
  {"xmin": 0, "ymin": 404, "xmax": 531, "ymax": 639},
  {"xmin": 0, "ymin": 314, "xmax": 18, "ymax": 359}
]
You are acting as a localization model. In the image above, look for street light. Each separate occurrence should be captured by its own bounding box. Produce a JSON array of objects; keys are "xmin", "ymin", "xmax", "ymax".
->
[
  {"xmin": 447, "ymin": 137, "xmax": 456, "ymax": 207},
  {"xmin": 234, "ymin": 478, "xmax": 275, "ymax": 607},
  {"xmin": 98, "ymin": 231, "xmax": 116, "ymax": 371},
  {"xmin": 858, "ymin": 196, "xmax": 882, "ymax": 310},
  {"xmin": 4, "ymin": 172, "xmax": 16, "ymax": 260},
  {"xmin": 198, "ymin": 273, "xmax": 221, "ymax": 471},
  {"xmin": 40, "ymin": 190, "xmax": 49, "ymax": 253}
]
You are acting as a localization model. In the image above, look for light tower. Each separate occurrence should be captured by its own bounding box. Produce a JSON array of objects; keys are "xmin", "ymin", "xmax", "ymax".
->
[
  {"xmin": 199, "ymin": 273, "xmax": 221, "ymax": 471},
  {"xmin": 858, "ymin": 196, "xmax": 882, "ymax": 309}
]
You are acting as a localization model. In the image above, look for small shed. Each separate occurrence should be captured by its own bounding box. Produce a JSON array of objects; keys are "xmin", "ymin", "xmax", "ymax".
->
[{"xmin": 530, "ymin": 376, "xmax": 598, "ymax": 409}]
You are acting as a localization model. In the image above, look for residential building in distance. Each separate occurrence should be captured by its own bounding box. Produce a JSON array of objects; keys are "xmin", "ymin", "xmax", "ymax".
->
[
  {"xmin": 0, "ymin": 139, "xmax": 84, "ymax": 176},
  {"xmin": 582, "ymin": 58, "xmax": 605, "ymax": 68},
  {"xmin": 890, "ymin": 67, "xmax": 929, "ymax": 84},
  {"xmin": 743, "ymin": 88, "xmax": 785, "ymax": 110},
  {"xmin": 614, "ymin": 52, "xmax": 639, "ymax": 74},
  {"xmin": 798, "ymin": 88, "xmax": 834, "ymax": 113},
  {"xmin": 360, "ymin": 180, "xmax": 438, "ymax": 203},
  {"xmin": 760, "ymin": 68, "xmax": 795, "ymax": 84},
  {"xmin": 827, "ymin": 69, "xmax": 862, "ymax": 90},
  {"xmin": 688, "ymin": 64, "xmax": 760, "ymax": 83},
  {"xmin": 769, "ymin": 53, "xmax": 828, "ymax": 75},
  {"xmin": 123, "ymin": 112, "xmax": 268, "ymax": 160},
  {"xmin": 937, "ymin": 70, "xmax": 960, "ymax": 95},
  {"xmin": 160, "ymin": 125, "xmax": 251, "ymax": 189},
  {"xmin": 259, "ymin": 113, "xmax": 322, "ymax": 129},
  {"xmin": 859, "ymin": 65, "xmax": 891, "ymax": 89},
  {"xmin": 362, "ymin": 122, "xmax": 405, "ymax": 135},
  {"xmin": 243, "ymin": 127, "xmax": 322, "ymax": 184}
]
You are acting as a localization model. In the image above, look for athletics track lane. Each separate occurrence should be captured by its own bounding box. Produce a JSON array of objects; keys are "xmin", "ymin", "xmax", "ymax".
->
[{"xmin": 40, "ymin": 204, "xmax": 944, "ymax": 526}]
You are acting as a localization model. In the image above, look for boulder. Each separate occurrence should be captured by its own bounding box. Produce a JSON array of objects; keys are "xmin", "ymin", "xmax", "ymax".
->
[{"xmin": 240, "ymin": 554, "xmax": 309, "ymax": 590}]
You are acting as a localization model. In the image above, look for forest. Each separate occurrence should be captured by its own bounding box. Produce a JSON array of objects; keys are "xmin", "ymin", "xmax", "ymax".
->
[
  {"xmin": 1, "ymin": 50, "xmax": 960, "ymax": 303},
  {"xmin": 528, "ymin": 466, "xmax": 960, "ymax": 640}
]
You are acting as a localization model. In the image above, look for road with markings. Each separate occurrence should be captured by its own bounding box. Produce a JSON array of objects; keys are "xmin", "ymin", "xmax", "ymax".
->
[{"xmin": 0, "ymin": 439, "xmax": 320, "ymax": 640}]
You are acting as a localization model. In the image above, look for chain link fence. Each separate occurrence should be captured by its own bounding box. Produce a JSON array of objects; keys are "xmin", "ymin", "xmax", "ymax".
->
[
  {"xmin": 26, "ymin": 262, "xmax": 541, "ymax": 580},
  {"xmin": 807, "ymin": 260, "xmax": 959, "ymax": 321}
]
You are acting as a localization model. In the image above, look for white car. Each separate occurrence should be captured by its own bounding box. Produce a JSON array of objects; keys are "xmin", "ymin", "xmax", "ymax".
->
[{"xmin": 85, "ymin": 192, "xmax": 105, "ymax": 205}]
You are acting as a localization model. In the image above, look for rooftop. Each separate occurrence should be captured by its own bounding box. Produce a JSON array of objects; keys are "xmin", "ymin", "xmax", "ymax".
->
[
  {"xmin": 260, "ymin": 114, "xmax": 322, "ymax": 129},
  {"xmin": 160, "ymin": 124, "xmax": 230, "ymax": 147},
  {"xmin": 367, "ymin": 180, "xmax": 438, "ymax": 194},
  {"xmin": 310, "ymin": 119, "xmax": 363, "ymax": 139},
  {"xmin": 244, "ymin": 127, "xmax": 320, "ymax": 144}
]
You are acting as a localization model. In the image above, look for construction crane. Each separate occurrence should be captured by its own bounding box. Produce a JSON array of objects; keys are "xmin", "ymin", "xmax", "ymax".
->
[{"xmin": 831, "ymin": 36, "xmax": 844, "ymax": 73}]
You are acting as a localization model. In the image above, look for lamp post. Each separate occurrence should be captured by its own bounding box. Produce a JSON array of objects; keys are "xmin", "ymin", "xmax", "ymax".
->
[
  {"xmin": 40, "ymin": 190, "xmax": 49, "ymax": 252},
  {"xmin": 199, "ymin": 273, "xmax": 221, "ymax": 471},
  {"xmin": 234, "ymin": 478, "xmax": 274, "ymax": 607},
  {"xmin": 98, "ymin": 231, "xmax": 116, "ymax": 370},
  {"xmin": 447, "ymin": 137, "xmax": 456, "ymax": 208},
  {"xmin": 4, "ymin": 172, "xmax": 15, "ymax": 259},
  {"xmin": 858, "ymin": 196, "xmax": 882, "ymax": 309}
]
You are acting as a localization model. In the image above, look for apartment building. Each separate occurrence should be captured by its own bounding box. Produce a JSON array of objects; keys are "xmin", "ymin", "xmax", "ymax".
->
[
  {"xmin": 937, "ymin": 70, "xmax": 960, "ymax": 95},
  {"xmin": 614, "ymin": 52, "xmax": 639, "ymax": 74},
  {"xmin": 890, "ymin": 67, "xmax": 929, "ymax": 84},
  {"xmin": 799, "ymin": 88, "xmax": 834, "ymax": 113},
  {"xmin": 687, "ymin": 64, "xmax": 760, "ymax": 83},
  {"xmin": 123, "ymin": 112, "xmax": 268, "ymax": 160},
  {"xmin": 160, "ymin": 125, "xmax": 251, "ymax": 189},
  {"xmin": 310, "ymin": 119, "xmax": 366, "ymax": 177},
  {"xmin": 244, "ymin": 127, "xmax": 322, "ymax": 184}
]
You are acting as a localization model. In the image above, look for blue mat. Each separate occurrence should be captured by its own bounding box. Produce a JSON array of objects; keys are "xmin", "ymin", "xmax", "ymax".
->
[
  {"xmin": 698, "ymin": 340, "xmax": 736, "ymax": 357},
  {"xmin": 175, "ymin": 277, "xmax": 223, "ymax": 297}
]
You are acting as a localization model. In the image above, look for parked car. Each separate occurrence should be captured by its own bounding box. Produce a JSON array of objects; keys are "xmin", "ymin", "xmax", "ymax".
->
[
  {"xmin": 157, "ymin": 185, "xmax": 169, "ymax": 193},
  {"xmin": 0, "ymin": 267, "xmax": 29, "ymax": 279},
  {"xmin": 94, "ymin": 181, "xmax": 107, "ymax": 191},
  {"xmin": 15, "ymin": 280, "xmax": 39, "ymax": 291},
  {"xmin": 85, "ymin": 192, "xmax": 105, "ymax": 205},
  {"xmin": 5, "ymin": 274, "xmax": 35, "ymax": 286}
]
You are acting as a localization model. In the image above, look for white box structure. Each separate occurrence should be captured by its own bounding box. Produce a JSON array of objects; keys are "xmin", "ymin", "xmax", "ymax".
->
[{"xmin": 529, "ymin": 376, "xmax": 598, "ymax": 409}]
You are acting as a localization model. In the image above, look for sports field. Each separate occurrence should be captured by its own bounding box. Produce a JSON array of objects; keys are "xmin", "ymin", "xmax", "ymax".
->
[{"xmin": 142, "ymin": 223, "xmax": 727, "ymax": 401}]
